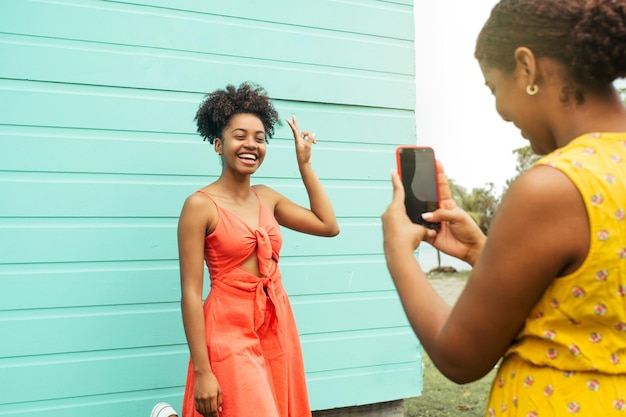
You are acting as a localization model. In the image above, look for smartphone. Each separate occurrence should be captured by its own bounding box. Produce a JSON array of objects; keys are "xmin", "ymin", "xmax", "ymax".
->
[{"xmin": 395, "ymin": 145, "xmax": 441, "ymax": 230}]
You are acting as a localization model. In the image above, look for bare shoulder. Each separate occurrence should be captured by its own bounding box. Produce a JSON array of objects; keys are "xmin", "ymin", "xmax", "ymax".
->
[
  {"xmin": 490, "ymin": 162, "xmax": 588, "ymax": 276},
  {"xmin": 252, "ymin": 184, "xmax": 273, "ymax": 196},
  {"xmin": 502, "ymin": 163, "xmax": 583, "ymax": 217},
  {"xmin": 252, "ymin": 184, "xmax": 283, "ymax": 208},
  {"xmin": 183, "ymin": 190, "xmax": 213, "ymax": 211},
  {"xmin": 179, "ymin": 190, "xmax": 218, "ymax": 231}
]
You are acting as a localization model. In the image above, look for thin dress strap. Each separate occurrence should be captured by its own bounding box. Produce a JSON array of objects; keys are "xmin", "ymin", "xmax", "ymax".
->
[
  {"xmin": 196, "ymin": 188, "xmax": 263, "ymax": 206},
  {"xmin": 195, "ymin": 189, "xmax": 214, "ymax": 201}
]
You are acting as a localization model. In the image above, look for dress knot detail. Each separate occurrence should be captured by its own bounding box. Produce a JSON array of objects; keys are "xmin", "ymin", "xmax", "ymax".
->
[{"xmin": 255, "ymin": 227, "xmax": 273, "ymax": 277}]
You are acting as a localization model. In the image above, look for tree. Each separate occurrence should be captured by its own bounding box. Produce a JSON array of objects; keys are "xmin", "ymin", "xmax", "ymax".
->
[
  {"xmin": 501, "ymin": 145, "xmax": 541, "ymax": 196},
  {"xmin": 448, "ymin": 179, "xmax": 499, "ymax": 234}
]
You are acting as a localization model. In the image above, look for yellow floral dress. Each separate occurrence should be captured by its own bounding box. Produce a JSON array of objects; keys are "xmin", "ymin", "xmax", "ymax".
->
[{"xmin": 486, "ymin": 133, "xmax": 626, "ymax": 416}]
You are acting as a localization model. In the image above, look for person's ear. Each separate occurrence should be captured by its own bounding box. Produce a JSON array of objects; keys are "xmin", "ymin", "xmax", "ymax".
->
[
  {"xmin": 214, "ymin": 138, "xmax": 223, "ymax": 156},
  {"xmin": 514, "ymin": 46, "xmax": 538, "ymax": 89}
]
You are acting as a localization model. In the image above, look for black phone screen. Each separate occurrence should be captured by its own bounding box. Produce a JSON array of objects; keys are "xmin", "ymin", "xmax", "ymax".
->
[{"xmin": 397, "ymin": 146, "xmax": 440, "ymax": 229}]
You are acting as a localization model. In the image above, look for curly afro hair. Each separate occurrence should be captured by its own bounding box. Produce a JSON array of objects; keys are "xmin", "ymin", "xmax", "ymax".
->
[
  {"xmin": 475, "ymin": 0, "xmax": 626, "ymax": 100},
  {"xmin": 194, "ymin": 82, "xmax": 282, "ymax": 144}
]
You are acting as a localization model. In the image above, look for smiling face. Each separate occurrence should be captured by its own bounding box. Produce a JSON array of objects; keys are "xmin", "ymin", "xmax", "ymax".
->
[
  {"xmin": 215, "ymin": 113, "xmax": 267, "ymax": 175},
  {"xmin": 480, "ymin": 63, "xmax": 530, "ymax": 133},
  {"xmin": 479, "ymin": 57, "xmax": 557, "ymax": 155}
]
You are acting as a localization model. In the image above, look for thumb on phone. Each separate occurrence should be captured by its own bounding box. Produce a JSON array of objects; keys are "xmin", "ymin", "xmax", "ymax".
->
[{"xmin": 390, "ymin": 170, "xmax": 406, "ymax": 206}]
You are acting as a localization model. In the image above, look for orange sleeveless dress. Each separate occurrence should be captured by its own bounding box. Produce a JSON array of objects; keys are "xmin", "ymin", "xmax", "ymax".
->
[{"xmin": 182, "ymin": 189, "xmax": 311, "ymax": 417}]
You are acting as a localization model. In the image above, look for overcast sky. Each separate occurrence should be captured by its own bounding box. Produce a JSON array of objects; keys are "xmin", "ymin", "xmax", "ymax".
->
[{"xmin": 413, "ymin": 1, "xmax": 527, "ymax": 192}]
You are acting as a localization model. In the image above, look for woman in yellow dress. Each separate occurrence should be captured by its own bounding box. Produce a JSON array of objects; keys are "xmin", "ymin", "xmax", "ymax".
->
[{"xmin": 382, "ymin": 0, "xmax": 626, "ymax": 415}]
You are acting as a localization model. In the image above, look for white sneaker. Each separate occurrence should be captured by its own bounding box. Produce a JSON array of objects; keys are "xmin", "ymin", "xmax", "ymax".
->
[{"xmin": 150, "ymin": 402, "xmax": 178, "ymax": 417}]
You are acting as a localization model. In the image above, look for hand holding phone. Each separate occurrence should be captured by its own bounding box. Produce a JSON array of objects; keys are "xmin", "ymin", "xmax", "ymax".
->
[{"xmin": 396, "ymin": 146, "xmax": 441, "ymax": 230}]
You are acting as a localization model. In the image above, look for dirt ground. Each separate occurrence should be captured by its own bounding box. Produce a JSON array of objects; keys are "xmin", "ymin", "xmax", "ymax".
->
[{"xmin": 428, "ymin": 274, "xmax": 467, "ymax": 305}]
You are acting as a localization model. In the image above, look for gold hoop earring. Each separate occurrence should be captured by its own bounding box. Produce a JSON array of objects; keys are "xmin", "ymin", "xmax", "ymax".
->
[{"xmin": 526, "ymin": 84, "xmax": 539, "ymax": 96}]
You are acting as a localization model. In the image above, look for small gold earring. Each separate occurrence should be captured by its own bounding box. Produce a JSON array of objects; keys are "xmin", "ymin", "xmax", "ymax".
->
[{"xmin": 526, "ymin": 84, "xmax": 539, "ymax": 96}]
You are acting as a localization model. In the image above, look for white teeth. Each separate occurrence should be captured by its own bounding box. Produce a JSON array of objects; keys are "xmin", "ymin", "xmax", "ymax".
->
[{"xmin": 239, "ymin": 153, "xmax": 257, "ymax": 161}]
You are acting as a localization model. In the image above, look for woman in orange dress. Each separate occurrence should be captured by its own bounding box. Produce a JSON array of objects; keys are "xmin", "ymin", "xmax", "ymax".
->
[{"xmin": 178, "ymin": 82, "xmax": 339, "ymax": 417}]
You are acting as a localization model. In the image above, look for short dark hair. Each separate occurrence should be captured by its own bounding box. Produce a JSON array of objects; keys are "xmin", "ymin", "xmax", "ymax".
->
[{"xmin": 195, "ymin": 82, "xmax": 281, "ymax": 144}]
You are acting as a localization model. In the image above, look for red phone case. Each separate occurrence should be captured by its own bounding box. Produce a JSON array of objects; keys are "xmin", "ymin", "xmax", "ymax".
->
[{"xmin": 395, "ymin": 145, "xmax": 441, "ymax": 229}]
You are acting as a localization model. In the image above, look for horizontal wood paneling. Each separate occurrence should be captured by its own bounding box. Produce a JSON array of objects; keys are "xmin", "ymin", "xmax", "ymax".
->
[
  {"xmin": 282, "ymin": 257, "xmax": 398, "ymax": 295},
  {"xmin": 0, "ymin": 89, "xmax": 415, "ymax": 146},
  {"xmin": 0, "ymin": 178, "xmax": 391, "ymax": 219},
  {"xmin": 0, "ymin": 81, "xmax": 199, "ymax": 134},
  {"xmin": 0, "ymin": 328, "xmax": 418, "ymax": 404},
  {"xmin": 0, "ymin": 1, "xmax": 413, "ymax": 77},
  {"xmin": 0, "ymin": 256, "xmax": 401, "ymax": 311},
  {"xmin": 293, "ymin": 293, "xmax": 409, "ymax": 334},
  {"xmin": 0, "ymin": 221, "xmax": 392, "ymax": 264},
  {"xmin": 307, "ymin": 363, "xmax": 423, "ymax": 410},
  {"xmin": 0, "ymin": 126, "xmax": 405, "ymax": 183},
  {"xmin": 0, "ymin": 177, "xmax": 393, "ymax": 218},
  {"xmin": 0, "ymin": 305, "xmax": 185, "ymax": 358},
  {"xmin": 301, "ymin": 329, "xmax": 420, "ymax": 373},
  {"xmin": 0, "ymin": 262, "xmax": 185, "ymax": 310},
  {"xmin": 0, "ymin": 0, "xmax": 419, "ymax": 413},
  {"xmin": 0, "ymin": 35, "xmax": 414, "ymax": 109},
  {"xmin": 1, "ymin": 293, "xmax": 410, "ymax": 358},
  {"xmin": 0, "ymin": 347, "xmax": 188, "ymax": 404},
  {"xmin": 0, "ymin": 220, "xmax": 178, "ymax": 264},
  {"xmin": 105, "ymin": 0, "xmax": 414, "ymax": 40},
  {"xmin": 0, "ymin": 348, "xmax": 421, "ymax": 411},
  {"xmin": 0, "ymin": 388, "xmax": 183, "ymax": 417}
]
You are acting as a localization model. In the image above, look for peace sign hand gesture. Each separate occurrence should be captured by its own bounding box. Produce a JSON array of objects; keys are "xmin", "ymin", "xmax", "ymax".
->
[{"xmin": 286, "ymin": 114, "xmax": 316, "ymax": 166}]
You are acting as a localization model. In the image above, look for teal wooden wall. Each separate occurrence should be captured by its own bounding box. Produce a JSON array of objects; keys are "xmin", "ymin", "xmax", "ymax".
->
[{"xmin": 0, "ymin": 0, "xmax": 421, "ymax": 415}]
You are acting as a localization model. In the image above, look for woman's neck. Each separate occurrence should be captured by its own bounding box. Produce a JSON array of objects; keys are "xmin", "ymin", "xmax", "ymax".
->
[{"xmin": 554, "ymin": 87, "xmax": 626, "ymax": 146}]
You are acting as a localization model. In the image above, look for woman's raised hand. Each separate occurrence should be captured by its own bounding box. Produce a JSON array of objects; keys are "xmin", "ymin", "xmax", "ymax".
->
[{"xmin": 286, "ymin": 114, "xmax": 316, "ymax": 166}]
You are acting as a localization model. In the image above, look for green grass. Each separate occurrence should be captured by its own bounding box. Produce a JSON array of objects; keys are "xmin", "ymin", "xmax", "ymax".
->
[
  {"xmin": 404, "ymin": 354, "xmax": 495, "ymax": 417},
  {"xmin": 404, "ymin": 270, "xmax": 495, "ymax": 417}
]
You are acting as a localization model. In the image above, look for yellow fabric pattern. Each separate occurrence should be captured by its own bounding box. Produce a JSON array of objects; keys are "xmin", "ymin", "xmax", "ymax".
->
[{"xmin": 486, "ymin": 132, "xmax": 626, "ymax": 416}]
